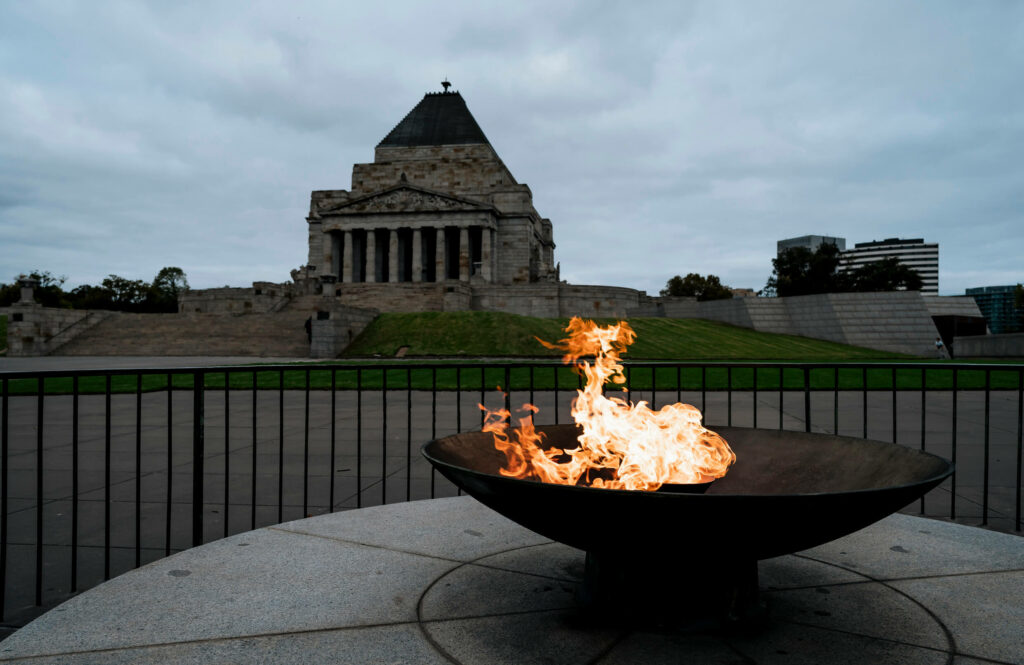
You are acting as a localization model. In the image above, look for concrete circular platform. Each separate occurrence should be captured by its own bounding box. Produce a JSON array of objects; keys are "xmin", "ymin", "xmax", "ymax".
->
[{"xmin": 0, "ymin": 497, "xmax": 1021, "ymax": 664}]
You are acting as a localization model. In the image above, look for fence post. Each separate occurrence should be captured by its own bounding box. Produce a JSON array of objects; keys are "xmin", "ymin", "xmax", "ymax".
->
[
  {"xmin": 804, "ymin": 367, "xmax": 811, "ymax": 433},
  {"xmin": 192, "ymin": 371, "xmax": 205, "ymax": 547}
]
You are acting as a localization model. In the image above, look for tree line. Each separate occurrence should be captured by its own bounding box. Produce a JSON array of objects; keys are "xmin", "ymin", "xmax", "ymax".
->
[
  {"xmin": 0, "ymin": 267, "xmax": 189, "ymax": 313},
  {"xmin": 762, "ymin": 243, "xmax": 922, "ymax": 297},
  {"xmin": 662, "ymin": 242, "xmax": 924, "ymax": 300}
]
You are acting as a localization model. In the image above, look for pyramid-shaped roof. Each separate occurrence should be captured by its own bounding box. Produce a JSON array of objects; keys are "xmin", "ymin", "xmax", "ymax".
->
[{"xmin": 378, "ymin": 91, "xmax": 490, "ymax": 147}]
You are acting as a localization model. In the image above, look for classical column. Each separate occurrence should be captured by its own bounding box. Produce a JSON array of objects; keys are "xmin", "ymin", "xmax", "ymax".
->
[
  {"xmin": 365, "ymin": 229, "xmax": 376, "ymax": 283},
  {"xmin": 481, "ymin": 227, "xmax": 492, "ymax": 282},
  {"xmin": 459, "ymin": 226, "xmax": 470, "ymax": 282},
  {"xmin": 412, "ymin": 228, "xmax": 423, "ymax": 283},
  {"xmin": 342, "ymin": 230, "xmax": 353, "ymax": 283},
  {"xmin": 388, "ymin": 229, "xmax": 399, "ymax": 283},
  {"xmin": 322, "ymin": 232, "xmax": 335, "ymax": 277},
  {"xmin": 435, "ymin": 227, "xmax": 446, "ymax": 281}
]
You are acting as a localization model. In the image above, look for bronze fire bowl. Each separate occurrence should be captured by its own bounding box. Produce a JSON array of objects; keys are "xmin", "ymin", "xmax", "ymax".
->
[{"xmin": 422, "ymin": 424, "xmax": 954, "ymax": 561}]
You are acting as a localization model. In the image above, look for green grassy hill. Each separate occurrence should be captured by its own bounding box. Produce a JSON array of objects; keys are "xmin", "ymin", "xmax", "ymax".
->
[{"xmin": 340, "ymin": 312, "xmax": 906, "ymax": 361}]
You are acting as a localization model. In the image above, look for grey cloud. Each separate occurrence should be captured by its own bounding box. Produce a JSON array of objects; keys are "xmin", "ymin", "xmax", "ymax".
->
[{"xmin": 0, "ymin": 0, "xmax": 1021, "ymax": 296}]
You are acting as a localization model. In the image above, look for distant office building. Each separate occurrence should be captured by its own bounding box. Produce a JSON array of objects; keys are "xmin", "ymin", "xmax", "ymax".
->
[
  {"xmin": 839, "ymin": 238, "xmax": 939, "ymax": 295},
  {"xmin": 966, "ymin": 285, "xmax": 1022, "ymax": 334},
  {"xmin": 777, "ymin": 235, "xmax": 846, "ymax": 255}
]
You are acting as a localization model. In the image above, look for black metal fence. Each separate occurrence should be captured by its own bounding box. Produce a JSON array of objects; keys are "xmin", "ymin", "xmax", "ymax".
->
[{"xmin": 0, "ymin": 361, "xmax": 1021, "ymax": 624}]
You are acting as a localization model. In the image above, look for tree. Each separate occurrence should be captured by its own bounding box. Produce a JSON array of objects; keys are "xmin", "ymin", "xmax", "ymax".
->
[
  {"xmin": 68, "ymin": 283, "xmax": 116, "ymax": 310},
  {"xmin": 147, "ymin": 267, "xmax": 189, "ymax": 312},
  {"xmin": 101, "ymin": 275, "xmax": 149, "ymax": 311},
  {"xmin": 0, "ymin": 270, "xmax": 70, "ymax": 307},
  {"xmin": 846, "ymin": 257, "xmax": 923, "ymax": 292},
  {"xmin": 660, "ymin": 273, "xmax": 733, "ymax": 301},
  {"xmin": 762, "ymin": 243, "xmax": 923, "ymax": 296},
  {"xmin": 763, "ymin": 243, "xmax": 847, "ymax": 297}
]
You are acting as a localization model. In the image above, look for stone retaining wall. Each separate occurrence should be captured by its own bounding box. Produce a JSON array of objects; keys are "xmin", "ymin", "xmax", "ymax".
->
[
  {"xmin": 923, "ymin": 296, "xmax": 984, "ymax": 317},
  {"xmin": 694, "ymin": 292, "xmax": 943, "ymax": 356},
  {"xmin": 309, "ymin": 306, "xmax": 380, "ymax": 359},
  {"xmin": 3, "ymin": 305, "xmax": 96, "ymax": 356},
  {"xmin": 953, "ymin": 332, "xmax": 1024, "ymax": 358},
  {"xmin": 180, "ymin": 282, "xmax": 292, "ymax": 314}
]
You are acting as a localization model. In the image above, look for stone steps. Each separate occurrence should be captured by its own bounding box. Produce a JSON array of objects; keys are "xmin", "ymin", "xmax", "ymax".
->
[{"xmin": 53, "ymin": 297, "xmax": 324, "ymax": 357}]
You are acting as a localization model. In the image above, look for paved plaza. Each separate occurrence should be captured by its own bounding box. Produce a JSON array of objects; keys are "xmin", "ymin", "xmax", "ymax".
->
[{"xmin": 1, "ymin": 496, "xmax": 1021, "ymax": 664}]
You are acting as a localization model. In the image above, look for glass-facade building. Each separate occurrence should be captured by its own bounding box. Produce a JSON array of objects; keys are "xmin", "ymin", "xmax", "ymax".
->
[
  {"xmin": 966, "ymin": 285, "xmax": 1022, "ymax": 334},
  {"xmin": 777, "ymin": 235, "xmax": 846, "ymax": 255}
]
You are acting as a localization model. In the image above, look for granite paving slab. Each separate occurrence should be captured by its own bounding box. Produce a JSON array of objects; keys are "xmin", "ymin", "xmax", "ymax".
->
[
  {"xmin": 891, "ymin": 570, "xmax": 1024, "ymax": 665},
  {"xmin": 273, "ymin": 495, "xmax": 551, "ymax": 560},
  {"xmin": 0, "ymin": 496, "xmax": 1020, "ymax": 664},
  {"xmin": 801, "ymin": 512, "xmax": 1024, "ymax": 578}
]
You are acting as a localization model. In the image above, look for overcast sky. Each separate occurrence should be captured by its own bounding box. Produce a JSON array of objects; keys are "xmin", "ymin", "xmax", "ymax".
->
[{"xmin": 2, "ymin": 1, "xmax": 1021, "ymax": 296}]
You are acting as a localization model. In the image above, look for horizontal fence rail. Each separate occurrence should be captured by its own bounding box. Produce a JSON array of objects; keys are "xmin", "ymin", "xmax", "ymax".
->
[{"xmin": 0, "ymin": 360, "xmax": 1021, "ymax": 625}]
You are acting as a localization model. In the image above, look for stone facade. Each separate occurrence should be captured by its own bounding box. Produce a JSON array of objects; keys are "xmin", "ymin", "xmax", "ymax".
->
[{"xmin": 305, "ymin": 93, "xmax": 557, "ymax": 295}]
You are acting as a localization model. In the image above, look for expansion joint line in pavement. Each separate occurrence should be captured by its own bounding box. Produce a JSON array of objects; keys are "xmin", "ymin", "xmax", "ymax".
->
[
  {"xmin": 413, "ymin": 541, "xmax": 610, "ymax": 665},
  {"xmin": 793, "ymin": 553, "xmax": 958, "ymax": 663}
]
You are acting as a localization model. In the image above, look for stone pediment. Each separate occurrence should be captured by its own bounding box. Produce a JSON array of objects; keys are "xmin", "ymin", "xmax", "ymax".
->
[{"xmin": 321, "ymin": 186, "xmax": 490, "ymax": 216}]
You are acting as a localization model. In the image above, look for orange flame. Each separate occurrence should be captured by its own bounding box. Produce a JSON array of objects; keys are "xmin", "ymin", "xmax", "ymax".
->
[{"xmin": 482, "ymin": 317, "xmax": 736, "ymax": 490}]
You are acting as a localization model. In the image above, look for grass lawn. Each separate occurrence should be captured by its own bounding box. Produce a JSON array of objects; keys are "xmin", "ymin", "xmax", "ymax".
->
[
  {"xmin": 341, "ymin": 312, "xmax": 909, "ymax": 361},
  {"xmin": 2, "ymin": 309, "xmax": 1015, "ymax": 393},
  {"xmin": 1, "ymin": 312, "xmax": 1020, "ymax": 395}
]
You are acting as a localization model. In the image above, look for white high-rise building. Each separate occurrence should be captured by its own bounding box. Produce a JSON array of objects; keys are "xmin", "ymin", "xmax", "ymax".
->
[{"xmin": 839, "ymin": 238, "xmax": 939, "ymax": 295}]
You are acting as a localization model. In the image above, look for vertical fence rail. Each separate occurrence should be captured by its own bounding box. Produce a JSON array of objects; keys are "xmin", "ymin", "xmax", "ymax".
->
[
  {"xmin": 192, "ymin": 372, "xmax": 204, "ymax": 548},
  {"xmin": 951, "ymin": 369, "xmax": 958, "ymax": 520},
  {"xmin": 891, "ymin": 367, "xmax": 898, "ymax": 445},
  {"xmin": 406, "ymin": 368, "xmax": 412, "ymax": 503},
  {"xmin": 833, "ymin": 367, "xmax": 839, "ymax": 435},
  {"xmin": 35, "ymin": 379, "xmax": 43, "ymax": 605},
  {"xmin": 329, "ymin": 370, "xmax": 337, "ymax": 512},
  {"xmin": 71, "ymin": 376, "xmax": 78, "ymax": 592},
  {"xmin": 983, "ymin": 369, "xmax": 991, "ymax": 526},
  {"xmin": 136, "ymin": 374, "xmax": 143, "ymax": 567},
  {"xmin": 430, "ymin": 368, "xmax": 437, "ymax": 498},
  {"xmin": 777, "ymin": 367, "xmax": 783, "ymax": 431},
  {"xmin": 920, "ymin": 368, "xmax": 927, "ymax": 515},
  {"xmin": 251, "ymin": 372, "xmax": 258, "ymax": 531},
  {"xmin": 0, "ymin": 377, "xmax": 7, "ymax": 621},
  {"xmin": 803, "ymin": 367, "xmax": 811, "ymax": 433},
  {"xmin": 1017, "ymin": 369, "xmax": 1022, "ymax": 532},
  {"xmin": 277, "ymin": 370, "xmax": 284, "ymax": 523},
  {"xmin": 224, "ymin": 372, "xmax": 230, "ymax": 539},
  {"xmin": 381, "ymin": 369, "xmax": 388, "ymax": 505},
  {"xmin": 103, "ymin": 375, "xmax": 111, "ymax": 581},
  {"xmin": 726, "ymin": 367, "xmax": 732, "ymax": 427},
  {"xmin": 356, "ymin": 368, "xmax": 363, "ymax": 509},
  {"xmin": 165, "ymin": 373, "xmax": 172, "ymax": 557},
  {"xmin": 456, "ymin": 367, "xmax": 462, "ymax": 496},
  {"xmin": 303, "ymin": 369, "xmax": 310, "ymax": 518},
  {"xmin": 862, "ymin": 367, "xmax": 868, "ymax": 439}
]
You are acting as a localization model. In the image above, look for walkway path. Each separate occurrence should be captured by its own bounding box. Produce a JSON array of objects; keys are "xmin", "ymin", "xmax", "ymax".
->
[{"xmin": 1, "ymin": 496, "xmax": 1021, "ymax": 664}]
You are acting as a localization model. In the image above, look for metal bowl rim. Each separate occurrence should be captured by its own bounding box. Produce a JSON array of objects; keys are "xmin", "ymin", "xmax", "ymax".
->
[{"xmin": 420, "ymin": 425, "xmax": 955, "ymax": 500}]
